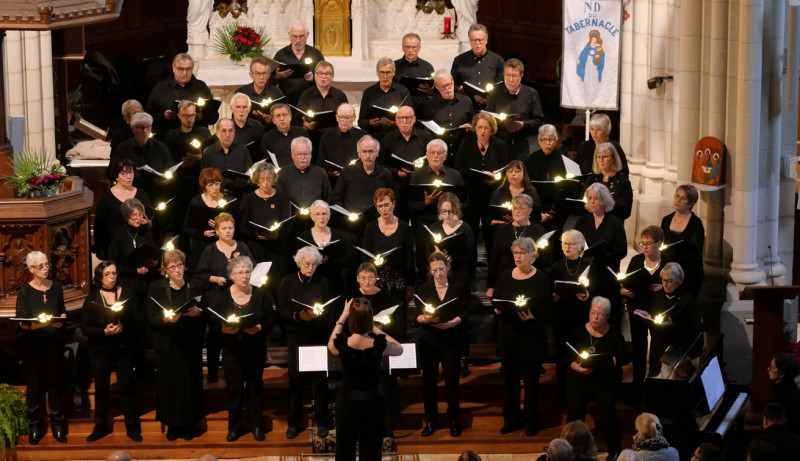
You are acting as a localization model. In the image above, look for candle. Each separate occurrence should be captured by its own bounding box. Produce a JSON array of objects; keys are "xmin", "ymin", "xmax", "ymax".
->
[{"xmin": 444, "ymin": 17, "xmax": 452, "ymax": 35}]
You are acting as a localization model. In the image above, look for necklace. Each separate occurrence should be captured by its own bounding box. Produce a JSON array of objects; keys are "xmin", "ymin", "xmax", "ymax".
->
[
  {"xmin": 435, "ymin": 281, "xmax": 449, "ymax": 289},
  {"xmin": 100, "ymin": 288, "xmax": 118, "ymax": 308},
  {"xmin": 478, "ymin": 141, "xmax": 488, "ymax": 154},
  {"xmin": 42, "ymin": 290, "xmax": 47, "ymax": 304},
  {"xmin": 565, "ymin": 257, "xmax": 582, "ymax": 276},
  {"xmin": 298, "ymin": 272, "xmax": 312, "ymax": 283},
  {"xmin": 643, "ymin": 259, "xmax": 660, "ymax": 272},
  {"xmin": 513, "ymin": 225, "xmax": 528, "ymax": 239},
  {"xmin": 588, "ymin": 330, "xmax": 601, "ymax": 353},
  {"xmin": 127, "ymin": 228, "xmax": 138, "ymax": 248},
  {"xmin": 665, "ymin": 292, "xmax": 677, "ymax": 300}
]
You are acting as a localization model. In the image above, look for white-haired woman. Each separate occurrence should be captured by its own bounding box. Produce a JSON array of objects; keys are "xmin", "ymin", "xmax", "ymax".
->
[
  {"xmin": 584, "ymin": 142, "xmax": 633, "ymax": 221},
  {"xmin": 296, "ymin": 199, "xmax": 357, "ymax": 291},
  {"xmin": 573, "ymin": 182, "xmax": 626, "ymax": 328},
  {"xmin": 278, "ymin": 246, "xmax": 336, "ymax": 439},
  {"xmin": 15, "ymin": 251, "xmax": 68, "ymax": 445}
]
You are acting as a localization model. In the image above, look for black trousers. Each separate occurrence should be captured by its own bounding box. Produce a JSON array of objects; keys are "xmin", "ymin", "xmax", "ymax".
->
[
  {"xmin": 287, "ymin": 337, "xmax": 329, "ymax": 428},
  {"xmin": 88, "ymin": 343, "xmax": 138, "ymax": 429},
  {"xmin": 418, "ymin": 337, "xmax": 460, "ymax": 420},
  {"xmin": 335, "ymin": 393, "xmax": 384, "ymax": 461},
  {"xmin": 222, "ymin": 344, "xmax": 265, "ymax": 433},
  {"xmin": 379, "ymin": 373, "xmax": 400, "ymax": 434},
  {"xmin": 22, "ymin": 341, "xmax": 65, "ymax": 430},
  {"xmin": 502, "ymin": 347, "xmax": 541, "ymax": 429},
  {"xmin": 628, "ymin": 307, "xmax": 649, "ymax": 391},
  {"xmin": 566, "ymin": 379, "xmax": 621, "ymax": 455}
]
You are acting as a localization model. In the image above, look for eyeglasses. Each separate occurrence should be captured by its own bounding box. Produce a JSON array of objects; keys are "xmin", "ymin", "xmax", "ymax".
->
[
  {"xmin": 596, "ymin": 155, "xmax": 612, "ymax": 160},
  {"xmin": 133, "ymin": 125, "xmax": 152, "ymax": 131},
  {"xmin": 503, "ymin": 73, "xmax": 521, "ymax": 80},
  {"xmin": 167, "ymin": 264, "xmax": 185, "ymax": 272},
  {"xmin": 119, "ymin": 170, "xmax": 134, "ymax": 177},
  {"xmin": 315, "ymin": 71, "xmax": 333, "ymax": 78},
  {"xmin": 300, "ymin": 261, "xmax": 318, "ymax": 268},
  {"xmin": 402, "ymin": 45, "xmax": 420, "ymax": 50},
  {"xmin": 539, "ymin": 137, "xmax": 556, "ymax": 144},
  {"xmin": 376, "ymin": 202, "xmax": 393, "ymax": 209},
  {"xmin": 102, "ymin": 271, "xmax": 117, "ymax": 277},
  {"xmin": 439, "ymin": 209, "xmax": 455, "ymax": 215},
  {"xmin": 674, "ymin": 195, "xmax": 689, "ymax": 202},
  {"xmin": 661, "ymin": 278, "xmax": 678, "ymax": 284},
  {"xmin": 562, "ymin": 242, "xmax": 580, "ymax": 247},
  {"xmin": 207, "ymin": 181, "xmax": 222, "ymax": 187},
  {"xmin": 337, "ymin": 115, "xmax": 354, "ymax": 121},
  {"xmin": 32, "ymin": 262, "xmax": 50, "ymax": 270},
  {"xmin": 639, "ymin": 240, "xmax": 660, "ymax": 248},
  {"xmin": 437, "ymin": 82, "xmax": 454, "ymax": 90},
  {"xmin": 174, "ymin": 66, "xmax": 193, "ymax": 73},
  {"xmin": 378, "ymin": 71, "xmax": 394, "ymax": 76},
  {"xmin": 294, "ymin": 152, "xmax": 312, "ymax": 158},
  {"xmin": 358, "ymin": 275, "xmax": 377, "ymax": 282},
  {"xmin": 470, "ymin": 38, "xmax": 486, "ymax": 44},
  {"xmin": 396, "ymin": 116, "xmax": 414, "ymax": 121},
  {"xmin": 251, "ymin": 71, "xmax": 269, "ymax": 78},
  {"xmin": 232, "ymin": 270, "xmax": 251, "ymax": 277},
  {"xmin": 512, "ymin": 251, "xmax": 529, "ymax": 257}
]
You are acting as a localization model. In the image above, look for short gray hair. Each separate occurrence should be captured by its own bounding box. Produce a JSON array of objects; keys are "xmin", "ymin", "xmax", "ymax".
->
[
  {"xmin": 589, "ymin": 113, "xmax": 612, "ymax": 137},
  {"xmin": 468, "ymin": 23, "xmax": 489, "ymax": 38},
  {"xmin": 661, "ymin": 262, "xmax": 685, "ymax": 284},
  {"xmin": 561, "ymin": 229, "xmax": 585, "ymax": 249},
  {"xmin": 288, "ymin": 20, "xmax": 309, "ymax": 34},
  {"xmin": 546, "ymin": 439, "xmax": 573, "ymax": 461},
  {"xmin": 291, "ymin": 136, "xmax": 312, "ymax": 154},
  {"xmin": 433, "ymin": 68, "xmax": 452, "ymax": 81},
  {"xmin": 172, "ymin": 53, "xmax": 194, "ymax": 66},
  {"xmin": 376, "ymin": 57, "xmax": 395, "ymax": 71},
  {"xmin": 130, "ymin": 112, "xmax": 153, "ymax": 127},
  {"xmin": 584, "ymin": 182, "xmax": 615, "ymax": 213},
  {"xmin": 591, "ymin": 296, "xmax": 611, "ymax": 316},
  {"xmin": 294, "ymin": 246, "xmax": 323, "ymax": 266},
  {"xmin": 402, "ymin": 32, "xmax": 421, "ymax": 44},
  {"xmin": 511, "ymin": 193, "xmax": 533, "ymax": 209},
  {"xmin": 230, "ymin": 92, "xmax": 251, "ymax": 108},
  {"xmin": 357, "ymin": 135, "xmax": 380, "ymax": 153},
  {"xmin": 427, "ymin": 138, "xmax": 447, "ymax": 153},
  {"xmin": 250, "ymin": 162, "xmax": 278, "ymax": 184},
  {"xmin": 120, "ymin": 198, "xmax": 145, "ymax": 220},
  {"xmin": 538, "ymin": 124, "xmax": 558, "ymax": 141},
  {"xmin": 227, "ymin": 255, "xmax": 254, "ymax": 278},
  {"xmin": 510, "ymin": 237, "xmax": 537, "ymax": 258},
  {"xmin": 121, "ymin": 100, "xmax": 143, "ymax": 123},
  {"xmin": 309, "ymin": 199, "xmax": 330, "ymax": 214},
  {"xmin": 25, "ymin": 251, "xmax": 47, "ymax": 267}
]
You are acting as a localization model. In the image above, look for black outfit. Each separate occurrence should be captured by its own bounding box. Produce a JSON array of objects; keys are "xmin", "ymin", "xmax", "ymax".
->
[
  {"xmin": 454, "ymin": 134, "xmax": 508, "ymax": 263},
  {"xmin": 547, "ymin": 255, "xmax": 592, "ymax": 400},
  {"xmin": 450, "ymin": 49, "xmax": 505, "ymax": 109},
  {"xmin": 573, "ymin": 212, "xmax": 627, "ymax": 328},
  {"xmin": 296, "ymin": 228, "xmax": 358, "ymax": 293},
  {"xmin": 331, "ymin": 164, "xmax": 392, "ymax": 213},
  {"xmin": 357, "ymin": 82, "xmax": 411, "ymax": 140},
  {"xmin": 378, "ymin": 127, "xmax": 433, "ymax": 184},
  {"xmin": 274, "ymin": 163, "xmax": 332, "ymax": 208},
  {"xmin": 278, "ymin": 271, "xmax": 334, "ymax": 430},
  {"xmin": 296, "ymin": 85, "xmax": 348, "ymax": 144},
  {"xmin": 772, "ymin": 378, "xmax": 800, "ymax": 435},
  {"xmin": 216, "ymin": 287, "xmax": 273, "ymax": 435},
  {"xmin": 493, "ymin": 268, "xmax": 551, "ymax": 432},
  {"xmin": 165, "ymin": 126, "xmax": 212, "ymax": 238},
  {"xmin": 394, "ymin": 56, "xmax": 435, "ymax": 113},
  {"xmin": 201, "ymin": 142, "xmax": 253, "ymax": 194},
  {"xmin": 749, "ymin": 423, "xmax": 800, "ymax": 460},
  {"xmin": 81, "ymin": 286, "xmax": 140, "ymax": 436},
  {"xmin": 268, "ymin": 45, "xmax": 325, "ymax": 106},
  {"xmin": 93, "ymin": 188, "xmax": 151, "ymax": 260},
  {"xmin": 414, "ymin": 279, "xmax": 469, "ymax": 423},
  {"xmin": 488, "ymin": 186, "xmax": 544, "ymax": 230},
  {"xmin": 565, "ymin": 324, "xmax": 630, "ymax": 457},
  {"xmin": 195, "ymin": 240, "xmax": 255, "ymax": 380},
  {"xmin": 576, "ymin": 139, "xmax": 629, "ymax": 176},
  {"xmin": 584, "ymin": 172, "xmax": 633, "ymax": 221},
  {"xmin": 485, "ymin": 83, "xmax": 544, "ymax": 161},
  {"xmin": 660, "ymin": 212, "xmax": 706, "ymax": 302},
  {"xmin": 233, "ymin": 118, "xmax": 265, "ymax": 162},
  {"xmin": 16, "ymin": 281, "xmax": 67, "ymax": 439},
  {"xmin": 333, "ymin": 332, "xmax": 388, "ymax": 461},
  {"xmin": 488, "ymin": 222, "xmax": 546, "ymax": 289},
  {"xmin": 146, "ymin": 74, "xmax": 216, "ymax": 136},
  {"xmin": 317, "ymin": 127, "xmax": 366, "ymax": 179},
  {"xmin": 259, "ymin": 126, "xmax": 308, "ymax": 166},
  {"xmin": 621, "ymin": 253, "xmax": 669, "ymax": 395},
  {"xmin": 146, "ymin": 279, "xmax": 205, "ymax": 435},
  {"xmin": 234, "ymin": 81, "xmax": 284, "ymax": 130},
  {"xmin": 420, "ymin": 93, "xmax": 475, "ymax": 157},
  {"xmin": 108, "ymin": 224, "xmax": 157, "ymax": 300},
  {"xmin": 111, "ymin": 138, "xmax": 172, "ymax": 201},
  {"xmin": 238, "ymin": 189, "xmax": 291, "ymax": 279},
  {"xmin": 361, "ymin": 219, "xmax": 415, "ymax": 298},
  {"xmin": 645, "ymin": 286, "xmax": 696, "ymax": 376},
  {"xmin": 182, "ymin": 194, "xmax": 220, "ymax": 272},
  {"xmin": 425, "ymin": 220, "xmax": 475, "ymax": 284},
  {"xmin": 525, "ymin": 148, "xmax": 578, "ymax": 232}
]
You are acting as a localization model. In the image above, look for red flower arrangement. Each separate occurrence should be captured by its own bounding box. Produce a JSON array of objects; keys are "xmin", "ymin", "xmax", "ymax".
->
[{"xmin": 214, "ymin": 23, "xmax": 269, "ymax": 63}]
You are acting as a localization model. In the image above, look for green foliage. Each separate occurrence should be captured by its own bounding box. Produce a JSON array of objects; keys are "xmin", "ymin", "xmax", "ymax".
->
[
  {"xmin": 67, "ymin": 85, "xmax": 84, "ymax": 118},
  {"xmin": 0, "ymin": 383, "xmax": 27, "ymax": 457},
  {"xmin": 4, "ymin": 147, "xmax": 67, "ymax": 198},
  {"xmin": 213, "ymin": 23, "xmax": 269, "ymax": 62}
]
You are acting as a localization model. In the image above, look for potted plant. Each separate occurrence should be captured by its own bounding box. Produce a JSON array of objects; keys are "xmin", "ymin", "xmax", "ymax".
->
[
  {"xmin": 0, "ymin": 383, "xmax": 27, "ymax": 459},
  {"xmin": 4, "ymin": 148, "xmax": 67, "ymax": 198},
  {"xmin": 213, "ymin": 22, "xmax": 269, "ymax": 65}
]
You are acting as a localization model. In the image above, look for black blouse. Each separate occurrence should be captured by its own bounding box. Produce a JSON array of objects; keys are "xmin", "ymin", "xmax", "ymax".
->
[
  {"xmin": 660, "ymin": 212, "xmax": 706, "ymax": 291},
  {"xmin": 334, "ymin": 332, "xmax": 387, "ymax": 395},
  {"xmin": 237, "ymin": 189, "xmax": 291, "ymax": 242},
  {"xmin": 81, "ymin": 284, "xmax": 138, "ymax": 346},
  {"xmin": 424, "ymin": 220, "xmax": 474, "ymax": 283},
  {"xmin": 565, "ymin": 324, "xmax": 630, "ymax": 389},
  {"xmin": 584, "ymin": 172, "xmax": 633, "ymax": 221},
  {"xmin": 621, "ymin": 253, "xmax": 670, "ymax": 312},
  {"xmin": 15, "ymin": 280, "xmax": 67, "ymax": 343},
  {"xmin": 488, "ymin": 222, "xmax": 546, "ymax": 288},
  {"xmin": 277, "ymin": 271, "xmax": 333, "ymax": 343},
  {"xmin": 361, "ymin": 219, "xmax": 415, "ymax": 292},
  {"xmin": 215, "ymin": 287, "xmax": 273, "ymax": 351},
  {"xmin": 146, "ymin": 279, "xmax": 205, "ymax": 353},
  {"xmin": 548, "ymin": 256, "xmax": 592, "ymax": 330},
  {"xmin": 413, "ymin": 279, "xmax": 469, "ymax": 347},
  {"xmin": 93, "ymin": 188, "xmax": 151, "ymax": 260},
  {"xmin": 573, "ymin": 213, "xmax": 627, "ymax": 272},
  {"xmin": 194, "ymin": 241, "xmax": 255, "ymax": 294},
  {"xmin": 493, "ymin": 269, "xmax": 552, "ymax": 361},
  {"xmin": 108, "ymin": 224, "xmax": 156, "ymax": 278}
]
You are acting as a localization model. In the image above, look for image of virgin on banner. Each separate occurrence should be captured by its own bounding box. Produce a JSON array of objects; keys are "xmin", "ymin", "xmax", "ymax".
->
[{"xmin": 562, "ymin": 0, "xmax": 622, "ymax": 110}]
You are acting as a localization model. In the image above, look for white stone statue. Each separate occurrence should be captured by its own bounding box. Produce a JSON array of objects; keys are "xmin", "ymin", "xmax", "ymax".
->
[
  {"xmin": 187, "ymin": 0, "xmax": 214, "ymax": 57},
  {"xmin": 452, "ymin": 0, "xmax": 479, "ymax": 52}
]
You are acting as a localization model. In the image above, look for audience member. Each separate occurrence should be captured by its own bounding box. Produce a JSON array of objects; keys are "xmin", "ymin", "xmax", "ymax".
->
[
  {"xmin": 690, "ymin": 442, "xmax": 722, "ymax": 461},
  {"xmin": 631, "ymin": 412, "xmax": 679, "ymax": 461},
  {"xmin": 749, "ymin": 403, "xmax": 800, "ymax": 461},
  {"xmin": 546, "ymin": 439, "xmax": 575, "ymax": 461},
  {"xmin": 769, "ymin": 354, "xmax": 800, "ymax": 434},
  {"xmin": 561, "ymin": 420, "xmax": 599, "ymax": 461}
]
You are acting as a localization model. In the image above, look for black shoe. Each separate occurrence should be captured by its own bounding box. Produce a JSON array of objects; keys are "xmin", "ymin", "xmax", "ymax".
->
[
  {"xmin": 317, "ymin": 425, "xmax": 329, "ymax": 437},
  {"xmin": 460, "ymin": 359, "xmax": 471, "ymax": 378},
  {"xmin": 166, "ymin": 429, "xmax": 179, "ymax": 441},
  {"xmin": 86, "ymin": 425, "xmax": 108, "ymax": 442},
  {"xmin": 421, "ymin": 421, "xmax": 435, "ymax": 437},
  {"xmin": 127, "ymin": 430, "xmax": 143, "ymax": 442},
  {"xmin": 500, "ymin": 423, "xmax": 521, "ymax": 434},
  {"xmin": 253, "ymin": 426, "xmax": 265, "ymax": 441},
  {"xmin": 52, "ymin": 426, "xmax": 67, "ymax": 443},
  {"xmin": 285, "ymin": 426, "xmax": 299, "ymax": 439},
  {"xmin": 449, "ymin": 419, "xmax": 461, "ymax": 437},
  {"xmin": 524, "ymin": 424, "xmax": 539, "ymax": 436},
  {"xmin": 226, "ymin": 431, "xmax": 240, "ymax": 442},
  {"xmin": 29, "ymin": 428, "xmax": 43, "ymax": 445},
  {"xmin": 180, "ymin": 430, "xmax": 193, "ymax": 441}
]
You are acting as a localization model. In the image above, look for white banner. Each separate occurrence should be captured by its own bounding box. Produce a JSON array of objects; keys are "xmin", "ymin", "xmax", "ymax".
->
[{"xmin": 561, "ymin": 0, "xmax": 623, "ymax": 110}]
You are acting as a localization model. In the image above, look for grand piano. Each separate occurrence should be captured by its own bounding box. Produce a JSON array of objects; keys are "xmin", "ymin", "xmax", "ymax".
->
[{"xmin": 644, "ymin": 332, "xmax": 749, "ymax": 458}]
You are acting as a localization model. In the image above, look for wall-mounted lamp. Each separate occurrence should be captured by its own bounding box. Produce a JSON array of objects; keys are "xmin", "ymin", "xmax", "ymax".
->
[{"xmin": 647, "ymin": 75, "xmax": 674, "ymax": 90}]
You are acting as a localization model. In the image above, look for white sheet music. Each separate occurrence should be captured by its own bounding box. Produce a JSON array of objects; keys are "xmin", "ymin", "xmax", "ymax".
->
[
  {"xmin": 298, "ymin": 346, "xmax": 329, "ymax": 374},
  {"xmin": 701, "ymin": 356, "xmax": 726, "ymax": 411},
  {"xmin": 389, "ymin": 343, "xmax": 417, "ymax": 372}
]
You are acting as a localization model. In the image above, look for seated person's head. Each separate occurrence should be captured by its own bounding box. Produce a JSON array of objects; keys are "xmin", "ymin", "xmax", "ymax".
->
[
  {"xmin": 692, "ymin": 442, "xmax": 722, "ymax": 461},
  {"xmin": 747, "ymin": 440, "xmax": 780, "ymax": 461},
  {"xmin": 457, "ymin": 450, "xmax": 481, "ymax": 461},
  {"xmin": 762, "ymin": 402, "xmax": 787, "ymax": 428},
  {"xmin": 545, "ymin": 439, "xmax": 573, "ymax": 461}
]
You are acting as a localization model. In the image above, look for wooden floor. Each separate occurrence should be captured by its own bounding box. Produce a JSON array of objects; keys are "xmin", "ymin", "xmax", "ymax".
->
[{"xmin": 8, "ymin": 361, "xmax": 636, "ymax": 461}]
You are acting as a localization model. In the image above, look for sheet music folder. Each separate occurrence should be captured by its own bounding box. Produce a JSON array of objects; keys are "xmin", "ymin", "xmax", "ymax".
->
[{"xmin": 298, "ymin": 343, "xmax": 417, "ymax": 375}]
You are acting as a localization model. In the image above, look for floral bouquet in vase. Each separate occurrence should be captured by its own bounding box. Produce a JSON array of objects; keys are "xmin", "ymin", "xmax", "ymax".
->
[
  {"xmin": 214, "ymin": 23, "xmax": 269, "ymax": 64},
  {"xmin": 4, "ymin": 148, "xmax": 67, "ymax": 198}
]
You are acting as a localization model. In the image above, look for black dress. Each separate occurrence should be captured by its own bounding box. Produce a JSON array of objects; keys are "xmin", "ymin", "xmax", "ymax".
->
[
  {"xmin": 576, "ymin": 139, "xmax": 629, "ymax": 176},
  {"xmin": 621, "ymin": 253, "xmax": 670, "ymax": 394},
  {"xmin": 278, "ymin": 271, "xmax": 334, "ymax": 429},
  {"xmin": 81, "ymin": 285, "xmax": 140, "ymax": 432},
  {"xmin": 489, "ymin": 186, "xmax": 543, "ymax": 222},
  {"xmin": 107, "ymin": 223, "xmax": 157, "ymax": 302},
  {"xmin": 333, "ymin": 332, "xmax": 388, "ymax": 461},
  {"xmin": 414, "ymin": 279, "xmax": 469, "ymax": 421},
  {"xmin": 216, "ymin": 287, "xmax": 273, "ymax": 434},
  {"xmin": 15, "ymin": 281, "xmax": 67, "ymax": 433},
  {"xmin": 492, "ymin": 268, "xmax": 551, "ymax": 431},
  {"xmin": 488, "ymin": 222, "xmax": 546, "ymax": 290},
  {"xmin": 93, "ymin": 188, "xmax": 151, "ymax": 260},
  {"xmin": 424, "ymin": 220, "xmax": 475, "ymax": 284},
  {"xmin": 645, "ymin": 286, "xmax": 697, "ymax": 376},
  {"xmin": 565, "ymin": 324, "xmax": 630, "ymax": 457},
  {"xmin": 147, "ymin": 279, "xmax": 205, "ymax": 430},
  {"xmin": 584, "ymin": 172, "xmax": 633, "ymax": 221},
  {"xmin": 296, "ymin": 227, "xmax": 358, "ymax": 295},
  {"xmin": 182, "ymin": 194, "xmax": 221, "ymax": 272},
  {"xmin": 660, "ymin": 212, "xmax": 706, "ymax": 302},
  {"xmin": 361, "ymin": 219, "xmax": 415, "ymax": 299},
  {"xmin": 237, "ymin": 189, "xmax": 291, "ymax": 280}
]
